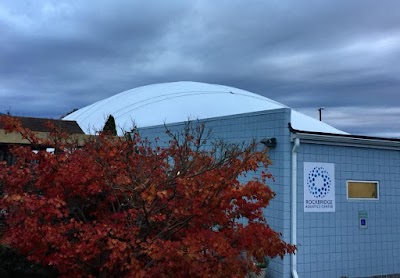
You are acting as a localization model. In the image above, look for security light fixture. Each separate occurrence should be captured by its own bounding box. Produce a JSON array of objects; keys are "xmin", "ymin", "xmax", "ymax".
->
[{"xmin": 260, "ymin": 137, "xmax": 277, "ymax": 148}]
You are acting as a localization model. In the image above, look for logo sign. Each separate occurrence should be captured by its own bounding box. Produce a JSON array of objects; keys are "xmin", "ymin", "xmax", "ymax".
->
[{"xmin": 304, "ymin": 162, "xmax": 335, "ymax": 212}]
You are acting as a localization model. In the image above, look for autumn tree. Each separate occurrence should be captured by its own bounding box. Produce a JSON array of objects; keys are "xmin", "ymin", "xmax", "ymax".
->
[{"xmin": 0, "ymin": 116, "xmax": 295, "ymax": 277}]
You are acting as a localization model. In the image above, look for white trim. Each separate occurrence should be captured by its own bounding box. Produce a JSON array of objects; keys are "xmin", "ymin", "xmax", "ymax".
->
[
  {"xmin": 291, "ymin": 133, "xmax": 400, "ymax": 150},
  {"xmin": 346, "ymin": 180, "xmax": 380, "ymax": 200},
  {"xmin": 291, "ymin": 138, "xmax": 300, "ymax": 278}
]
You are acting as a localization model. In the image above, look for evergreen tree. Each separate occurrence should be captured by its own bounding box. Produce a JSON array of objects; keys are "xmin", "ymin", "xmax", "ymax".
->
[{"xmin": 102, "ymin": 115, "xmax": 117, "ymax": 135}]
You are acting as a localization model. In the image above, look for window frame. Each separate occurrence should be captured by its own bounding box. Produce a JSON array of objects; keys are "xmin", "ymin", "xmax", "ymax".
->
[{"xmin": 346, "ymin": 180, "xmax": 379, "ymax": 201}]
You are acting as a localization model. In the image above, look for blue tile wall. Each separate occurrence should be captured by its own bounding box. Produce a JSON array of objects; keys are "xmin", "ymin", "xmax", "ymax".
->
[
  {"xmin": 297, "ymin": 143, "xmax": 400, "ymax": 278},
  {"xmin": 138, "ymin": 109, "xmax": 400, "ymax": 278},
  {"xmin": 139, "ymin": 108, "xmax": 293, "ymax": 277}
]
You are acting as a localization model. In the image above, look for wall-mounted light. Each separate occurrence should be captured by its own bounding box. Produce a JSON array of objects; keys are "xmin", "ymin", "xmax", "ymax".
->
[{"xmin": 260, "ymin": 137, "xmax": 277, "ymax": 148}]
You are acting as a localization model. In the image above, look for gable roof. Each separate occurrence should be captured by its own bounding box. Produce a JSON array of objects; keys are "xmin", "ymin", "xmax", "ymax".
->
[{"xmin": 0, "ymin": 116, "xmax": 84, "ymax": 134}]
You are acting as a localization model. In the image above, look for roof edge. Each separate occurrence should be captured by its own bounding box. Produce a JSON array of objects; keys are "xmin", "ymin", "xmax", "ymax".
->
[
  {"xmin": 0, "ymin": 115, "xmax": 84, "ymax": 134},
  {"xmin": 288, "ymin": 123, "xmax": 400, "ymax": 150}
]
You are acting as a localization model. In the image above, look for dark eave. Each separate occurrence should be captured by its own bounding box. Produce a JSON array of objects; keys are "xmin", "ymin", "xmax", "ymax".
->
[
  {"xmin": 0, "ymin": 116, "xmax": 84, "ymax": 134},
  {"xmin": 288, "ymin": 123, "xmax": 400, "ymax": 150}
]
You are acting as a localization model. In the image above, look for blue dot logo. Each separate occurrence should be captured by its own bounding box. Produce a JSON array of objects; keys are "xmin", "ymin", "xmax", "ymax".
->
[{"xmin": 307, "ymin": 166, "xmax": 332, "ymax": 198}]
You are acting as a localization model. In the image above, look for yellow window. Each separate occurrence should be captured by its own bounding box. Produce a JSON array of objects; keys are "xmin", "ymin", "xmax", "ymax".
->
[{"xmin": 347, "ymin": 181, "xmax": 379, "ymax": 200}]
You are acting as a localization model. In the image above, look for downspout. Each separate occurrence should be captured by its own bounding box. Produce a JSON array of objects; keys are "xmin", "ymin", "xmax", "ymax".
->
[{"xmin": 291, "ymin": 137, "xmax": 300, "ymax": 278}]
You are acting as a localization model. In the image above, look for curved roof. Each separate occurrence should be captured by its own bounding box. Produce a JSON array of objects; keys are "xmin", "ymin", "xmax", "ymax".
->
[{"xmin": 64, "ymin": 81, "xmax": 346, "ymax": 135}]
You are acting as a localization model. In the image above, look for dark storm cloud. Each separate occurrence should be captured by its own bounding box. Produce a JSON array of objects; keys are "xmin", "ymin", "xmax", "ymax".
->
[{"xmin": 1, "ymin": 0, "xmax": 400, "ymax": 136}]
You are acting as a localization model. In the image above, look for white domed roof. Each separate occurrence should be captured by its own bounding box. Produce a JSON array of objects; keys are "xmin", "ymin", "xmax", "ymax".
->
[{"xmin": 64, "ymin": 81, "xmax": 346, "ymax": 135}]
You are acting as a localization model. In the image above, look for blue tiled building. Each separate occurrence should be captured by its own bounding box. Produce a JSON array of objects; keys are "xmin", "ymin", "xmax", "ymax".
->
[{"xmin": 66, "ymin": 82, "xmax": 400, "ymax": 277}]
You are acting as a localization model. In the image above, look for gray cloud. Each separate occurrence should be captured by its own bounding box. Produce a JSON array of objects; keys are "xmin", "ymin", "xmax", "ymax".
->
[{"xmin": 1, "ymin": 0, "xmax": 400, "ymax": 136}]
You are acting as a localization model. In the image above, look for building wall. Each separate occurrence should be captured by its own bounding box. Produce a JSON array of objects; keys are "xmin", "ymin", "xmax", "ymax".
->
[
  {"xmin": 296, "ymin": 143, "xmax": 400, "ymax": 277},
  {"xmin": 139, "ymin": 108, "xmax": 293, "ymax": 277},
  {"xmin": 139, "ymin": 110, "xmax": 400, "ymax": 277}
]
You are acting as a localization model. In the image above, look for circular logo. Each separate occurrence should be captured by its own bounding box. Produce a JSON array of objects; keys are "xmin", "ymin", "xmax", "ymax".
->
[{"xmin": 307, "ymin": 166, "xmax": 332, "ymax": 198}]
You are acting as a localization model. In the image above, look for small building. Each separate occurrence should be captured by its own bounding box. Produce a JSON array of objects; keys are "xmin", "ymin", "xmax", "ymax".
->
[
  {"xmin": 0, "ymin": 116, "xmax": 85, "ymax": 165},
  {"xmin": 65, "ymin": 82, "xmax": 400, "ymax": 278}
]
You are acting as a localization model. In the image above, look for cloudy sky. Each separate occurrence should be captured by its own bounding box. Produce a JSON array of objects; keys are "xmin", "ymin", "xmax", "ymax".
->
[{"xmin": 1, "ymin": 0, "xmax": 400, "ymax": 137}]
